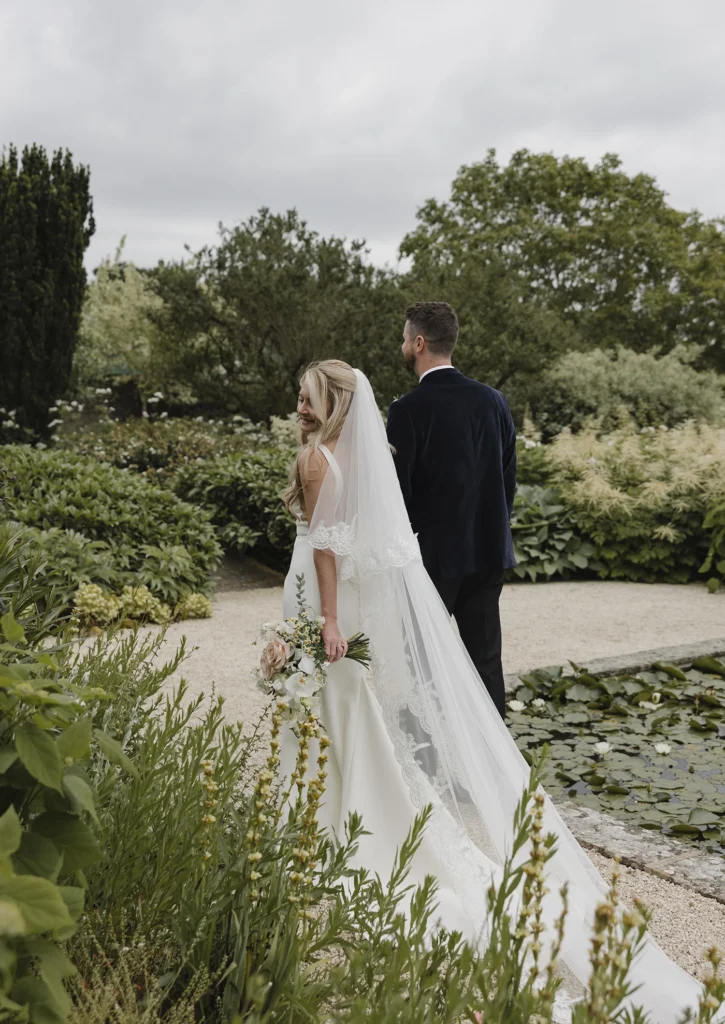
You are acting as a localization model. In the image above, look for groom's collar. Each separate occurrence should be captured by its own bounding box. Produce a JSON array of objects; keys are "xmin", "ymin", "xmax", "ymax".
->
[{"xmin": 418, "ymin": 365, "xmax": 459, "ymax": 385}]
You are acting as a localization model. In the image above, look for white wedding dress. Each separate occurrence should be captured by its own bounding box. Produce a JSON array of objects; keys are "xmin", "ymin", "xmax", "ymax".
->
[{"xmin": 280, "ymin": 372, "xmax": 717, "ymax": 1023}]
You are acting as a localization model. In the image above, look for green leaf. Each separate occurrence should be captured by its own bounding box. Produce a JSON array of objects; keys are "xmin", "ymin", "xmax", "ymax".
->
[
  {"xmin": 10, "ymin": 975, "xmax": 64, "ymax": 1024},
  {"xmin": 11, "ymin": 833, "xmax": 63, "ymax": 881},
  {"xmin": 0, "ymin": 612, "xmax": 25, "ymax": 646},
  {"xmin": 0, "ymin": 875, "xmax": 73, "ymax": 933},
  {"xmin": 566, "ymin": 683, "xmax": 599, "ymax": 702},
  {"xmin": 62, "ymin": 775, "xmax": 98, "ymax": 825},
  {"xmin": 14, "ymin": 726, "xmax": 63, "ymax": 792},
  {"xmin": 58, "ymin": 886, "xmax": 85, "ymax": 931},
  {"xmin": 31, "ymin": 813, "xmax": 101, "ymax": 872},
  {"xmin": 652, "ymin": 662, "xmax": 688, "ymax": 681},
  {"xmin": 0, "ymin": 807, "xmax": 22, "ymax": 858},
  {"xmin": 687, "ymin": 808, "xmax": 722, "ymax": 827},
  {"xmin": 707, "ymin": 578, "xmax": 721, "ymax": 594},
  {"xmin": 0, "ymin": 748, "xmax": 18, "ymax": 773},
  {"xmin": 26, "ymin": 937, "xmax": 75, "ymax": 1018},
  {"xmin": 93, "ymin": 729, "xmax": 138, "ymax": 779},
  {"xmin": 56, "ymin": 719, "xmax": 92, "ymax": 761},
  {"xmin": 0, "ymin": 896, "xmax": 25, "ymax": 937},
  {"xmin": 691, "ymin": 657, "xmax": 725, "ymax": 677}
]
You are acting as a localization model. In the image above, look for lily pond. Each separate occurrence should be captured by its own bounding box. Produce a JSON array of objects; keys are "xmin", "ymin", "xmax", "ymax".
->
[{"xmin": 507, "ymin": 656, "xmax": 725, "ymax": 854}]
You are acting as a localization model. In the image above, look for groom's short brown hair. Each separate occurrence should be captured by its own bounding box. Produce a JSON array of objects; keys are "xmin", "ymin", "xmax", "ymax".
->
[{"xmin": 405, "ymin": 301, "xmax": 459, "ymax": 356}]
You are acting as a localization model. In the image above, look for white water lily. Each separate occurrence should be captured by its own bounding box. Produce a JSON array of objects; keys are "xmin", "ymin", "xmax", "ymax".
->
[
  {"xmin": 651, "ymin": 692, "xmax": 662, "ymax": 704},
  {"xmin": 654, "ymin": 742, "xmax": 672, "ymax": 755},
  {"xmin": 532, "ymin": 698, "xmax": 546, "ymax": 708},
  {"xmin": 508, "ymin": 699, "xmax": 526, "ymax": 712},
  {"xmin": 638, "ymin": 701, "xmax": 658, "ymax": 711},
  {"xmin": 594, "ymin": 741, "xmax": 611, "ymax": 755}
]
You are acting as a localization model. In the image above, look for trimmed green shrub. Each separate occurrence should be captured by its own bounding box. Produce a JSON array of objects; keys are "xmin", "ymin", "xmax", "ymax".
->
[
  {"xmin": 0, "ymin": 447, "xmax": 222, "ymax": 603},
  {"xmin": 59, "ymin": 414, "xmax": 260, "ymax": 482},
  {"xmin": 533, "ymin": 345, "xmax": 725, "ymax": 441},
  {"xmin": 547, "ymin": 422, "xmax": 725, "ymax": 583},
  {"xmin": 172, "ymin": 448, "xmax": 296, "ymax": 568},
  {"xmin": 0, "ymin": 522, "xmax": 69, "ymax": 646},
  {"xmin": 702, "ymin": 497, "xmax": 725, "ymax": 593},
  {"xmin": 510, "ymin": 485, "xmax": 598, "ymax": 582}
]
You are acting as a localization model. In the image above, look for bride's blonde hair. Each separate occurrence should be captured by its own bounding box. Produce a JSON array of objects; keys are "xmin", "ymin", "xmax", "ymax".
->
[{"xmin": 282, "ymin": 359, "xmax": 357, "ymax": 512}]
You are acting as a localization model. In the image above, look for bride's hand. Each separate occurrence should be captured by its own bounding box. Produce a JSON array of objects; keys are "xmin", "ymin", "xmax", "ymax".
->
[{"xmin": 322, "ymin": 621, "xmax": 348, "ymax": 664}]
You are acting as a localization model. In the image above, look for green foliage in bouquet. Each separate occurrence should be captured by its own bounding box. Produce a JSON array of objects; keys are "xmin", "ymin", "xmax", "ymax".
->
[
  {"xmin": 0, "ymin": 447, "xmax": 222, "ymax": 605},
  {"xmin": 547, "ymin": 422, "xmax": 725, "ymax": 583},
  {"xmin": 508, "ymin": 658, "xmax": 725, "ymax": 854}
]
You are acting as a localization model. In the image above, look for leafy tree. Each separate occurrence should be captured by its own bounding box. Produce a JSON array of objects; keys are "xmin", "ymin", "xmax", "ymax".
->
[
  {"xmin": 0, "ymin": 144, "xmax": 95, "ymax": 437},
  {"xmin": 402, "ymin": 253, "xmax": 577, "ymax": 410},
  {"xmin": 149, "ymin": 209, "xmax": 406, "ymax": 419},
  {"xmin": 73, "ymin": 238, "xmax": 170, "ymax": 401},
  {"xmin": 402, "ymin": 149, "xmax": 725, "ymax": 374}
]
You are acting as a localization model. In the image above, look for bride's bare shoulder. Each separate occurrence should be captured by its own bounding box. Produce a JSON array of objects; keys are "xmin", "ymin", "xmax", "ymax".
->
[{"xmin": 296, "ymin": 445, "xmax": 329, "ymax": 484}]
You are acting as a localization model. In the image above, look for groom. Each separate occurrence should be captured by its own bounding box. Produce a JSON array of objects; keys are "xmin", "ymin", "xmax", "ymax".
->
[{"xmin": 386, "ymin": 301, "xmax": 517, "ymax": 719}]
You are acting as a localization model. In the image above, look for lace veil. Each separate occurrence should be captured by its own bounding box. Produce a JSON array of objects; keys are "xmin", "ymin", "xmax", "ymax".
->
[{"xmin": 308, "ymin": 369, "xmax": 712, "ymax": 1023}]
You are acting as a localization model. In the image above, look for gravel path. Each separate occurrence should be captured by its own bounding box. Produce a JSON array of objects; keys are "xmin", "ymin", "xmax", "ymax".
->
[
  {"xmin": 153, "ymin": 572, "xmax": 725, "ymax": 724},
  {"xmin": 587, "ymin": 850, "xmax": 725, "ymax": 982},
  {"xmin": 142, "ymin": 567, "xmax": 725, "ymax": 981}
]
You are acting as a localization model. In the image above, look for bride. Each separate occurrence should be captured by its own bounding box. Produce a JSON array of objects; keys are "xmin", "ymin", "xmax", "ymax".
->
[{"xmin": 279, "ymin": 358, "xmax": 713, "ymax": 1022}]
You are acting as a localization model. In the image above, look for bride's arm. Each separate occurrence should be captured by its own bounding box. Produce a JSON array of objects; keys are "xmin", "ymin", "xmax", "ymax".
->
[{"xmin": 299, "ymin": 449, "xmax": 349, "ymax": 664}]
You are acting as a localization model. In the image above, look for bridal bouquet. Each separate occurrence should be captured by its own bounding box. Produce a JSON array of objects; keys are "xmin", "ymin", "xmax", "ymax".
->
[{"xmin": 254, "ymin": 575, "xmax": 370, "ymax": 726}]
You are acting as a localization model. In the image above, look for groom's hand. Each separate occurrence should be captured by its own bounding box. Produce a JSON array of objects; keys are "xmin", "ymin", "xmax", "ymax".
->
[{"xmin": 322, "ymin": 620, "xmax": 349, "ymax": 664}]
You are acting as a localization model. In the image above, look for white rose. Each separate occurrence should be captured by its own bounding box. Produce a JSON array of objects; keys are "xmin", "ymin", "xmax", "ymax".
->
[{"xmin": 508, "ymin": 699, "xmax": 526, "ymax": 712}]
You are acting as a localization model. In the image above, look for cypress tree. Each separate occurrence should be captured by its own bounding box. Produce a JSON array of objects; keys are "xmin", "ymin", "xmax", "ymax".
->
[{"xmin": 0, "ymin": 145, "xmax": 95, "ymax": 437}]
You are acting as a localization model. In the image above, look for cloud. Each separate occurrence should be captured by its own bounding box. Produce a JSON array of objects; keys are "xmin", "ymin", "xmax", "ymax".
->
[{"xmin": 2, "ymin": 0, "xmax": 723, "ymax": 272}]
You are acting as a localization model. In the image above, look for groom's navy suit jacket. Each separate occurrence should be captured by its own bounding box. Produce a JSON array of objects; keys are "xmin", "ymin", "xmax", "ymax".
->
[{"xmin": 386, "ymin": 368, "xmax": 517, "ymax": 581}]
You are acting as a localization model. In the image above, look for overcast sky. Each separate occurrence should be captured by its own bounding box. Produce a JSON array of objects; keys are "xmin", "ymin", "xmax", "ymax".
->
[{"xmin": 2, "ymin": 0, "xmax": 724, "ymax": 273}]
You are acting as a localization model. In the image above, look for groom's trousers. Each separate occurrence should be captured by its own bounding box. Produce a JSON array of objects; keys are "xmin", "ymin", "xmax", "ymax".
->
[{"xmin": 430, "ymin": 570, "xmax": 507, "ymax": 720}]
